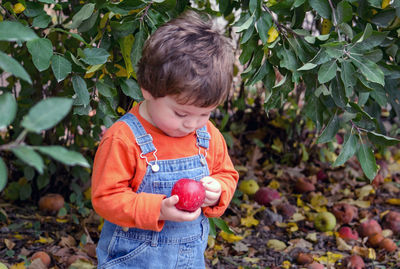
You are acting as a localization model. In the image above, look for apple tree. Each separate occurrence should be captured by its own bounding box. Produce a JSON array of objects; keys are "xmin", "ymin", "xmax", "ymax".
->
[{"xmin": 0, "ymin": 0, "xmax": 400, "ymax": 202}]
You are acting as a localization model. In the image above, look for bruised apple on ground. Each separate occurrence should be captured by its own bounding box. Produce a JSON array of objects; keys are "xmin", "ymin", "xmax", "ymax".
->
[{"xmin": 171, "ymin": 178, "xmax": 206, "ymax": 212}]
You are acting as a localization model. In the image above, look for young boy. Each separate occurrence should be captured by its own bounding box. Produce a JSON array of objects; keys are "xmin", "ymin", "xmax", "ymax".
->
[{"xmin": 91, "ymin": 10, "xmax": 238, "ymax": 268}]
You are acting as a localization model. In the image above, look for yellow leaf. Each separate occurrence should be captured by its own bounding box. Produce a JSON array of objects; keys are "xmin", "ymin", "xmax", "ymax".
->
[
  {"xmin": 117, "ymin": 106, "xmax": 126, "ymax": 115},
  {"xmin": 315, "ymin": 251, "xmax": 343, "ymax": 264},
  {"xmin": 386, "ymin": 198, "xmax": 400, "ymax": 205},
  {"xmin": 281, "ymin": 260, "xmax": 291, "ymax": 269},
  {"xmin": 352, "ymin": 246, "xmax": 376, "ymax": 260},
  {"xmin": 287, "ymin": 222, "xmax": 298, "ymax": 233},
  {"xmin": 0, "ymin": 15, "xmax": 3, "ymax": 22},
  {"xmin": 382, "ymin": 0, "xmax": 390, "ymax": 8},
  {"xmin": 13, "ymin": 3, "xmax": 25, "ymax": 14},
  {"xmin": 268, "ymin": 179, "xmax": 280, "ymax": 189},
  {"xmin": 10, "ymin": 262, "xmax": 25, "ymax": 269},
  {"xmin": 241, "ymin": 215, "xmax": 259, "ymax": 227},
  {"xmin": 267, "ymin": 26, "xmax": 279, "ymax": 43},
  {"xmin": 267, "ymin": 239, "xmax": 287, "ymax": 251},
  {"xmin": 119, "ymin": 34, "xmax": 135, "ymax": 78},
  {"xmin": 244, "ymin": 257, "xmax": 260, "ymax": 264},
  {"xmin": 219, "ymin": 231, "xmax": 243, "ymax": 243},
  {"xmin": 321, "ymin": 19, "xmax": 333, "ymax": 35},
  {"xmin": 310, "ymin": 194, "xmax": 328, "ymax": 212},
  {"xmin": 56, "ymin": 218, "xmax": 68, "ymax": 223},
  {"xmin": 84, "ymin": 187, "xmax": 91, "ymax": 200},
  {"xmin": 35, "ymin": 236, "xmax": 54, "ymax": 244},
  {"xmin": 114, "ymin": 64, "xmax": 128, "ymax": 77},
  {"xmin": 13, "ymin": 234, "xmax": 24, "ymax": 240},
  {"xmin": 356, "ymin": 185, "xmax": 375, "ymax": 199},
  {"xmin": 271, "ymin": 137, "xmax": 283, "ymax": 153}
]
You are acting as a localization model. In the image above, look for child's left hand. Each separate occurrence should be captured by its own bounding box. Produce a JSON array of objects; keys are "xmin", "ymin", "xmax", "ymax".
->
[{"xmin": 200, "ymin": 176, "xmax": 221, "ymax": 207}]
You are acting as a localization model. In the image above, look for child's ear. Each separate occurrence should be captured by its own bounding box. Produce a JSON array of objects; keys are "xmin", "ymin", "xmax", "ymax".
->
[{"xmin": 141, "ymin": 88, "xmax": 154, "ymax": 100}]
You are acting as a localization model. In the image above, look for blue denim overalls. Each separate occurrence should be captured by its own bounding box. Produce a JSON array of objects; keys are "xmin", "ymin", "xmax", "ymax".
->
[{"xmin": 96, "ymin": 113, "xmax": 210, "ymax": 268}]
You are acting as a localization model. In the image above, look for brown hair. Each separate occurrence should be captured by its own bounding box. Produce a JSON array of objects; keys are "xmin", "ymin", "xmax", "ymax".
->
[{"xmin": 136, "ymin": 10, "xmax": 234, "ymax": 107}]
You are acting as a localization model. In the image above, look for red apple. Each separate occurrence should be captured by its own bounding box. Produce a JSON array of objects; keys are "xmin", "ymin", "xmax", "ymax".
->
[
  {"xmin": 347, "ymin": 255, "xmax": 365, "ymax": 269},
  {"xmin": 338, "ymin": 226, "xmax": 359, "ymax": 241},
  {"xmin": 294, "ymin": 177, "xmax": 316, "ymax": 193},
  {"xmin": 332, "ymin": 203, "xmax": 358, "ymax": 224},
  {"xmin": 254, "ymin": 187, "xmax": 280, "ymax": 206},
  {"xmin": 316, "ymin": 169, "xmax": 328, "ymax": 181},
  {"xmin": 383, "ymin": 211, "xmax": 400, "ymax": 234},
  {"xmin": 171, "ymin": 178, "xmax": 206, "ymax": 212},
  {"xmin": 359, "ymin": 219, "xmax": 382, "ymax": 238}
]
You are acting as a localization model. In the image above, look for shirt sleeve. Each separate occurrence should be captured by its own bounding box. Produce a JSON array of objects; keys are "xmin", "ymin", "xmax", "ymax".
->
[
  {"xmin": 91, "ymin": 125, "xmax": 166, "ymax": 231},
  {"xmin": 202, "ymin": 124, "xmax": 239, "ymax": 218}
]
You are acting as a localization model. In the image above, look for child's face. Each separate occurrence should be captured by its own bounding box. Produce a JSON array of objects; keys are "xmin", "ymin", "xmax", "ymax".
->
[{"xmin": 141, "ymin": 90, "xmax": 217, "ymax": 137}]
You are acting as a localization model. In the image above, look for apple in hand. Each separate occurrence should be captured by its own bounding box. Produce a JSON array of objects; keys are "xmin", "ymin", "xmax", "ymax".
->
[
  {"xmin": 314, "ymin": 212, "xmax": 336, "ymax": 232},
  {"xmin": 171, "ymin": 178, "xmax": 206, "ymax": 212}
]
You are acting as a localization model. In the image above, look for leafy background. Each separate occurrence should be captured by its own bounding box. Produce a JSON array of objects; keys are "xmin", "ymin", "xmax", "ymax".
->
[{"xmin": 0, "ymin": 0, "xmax": 400, "ymax": 268}]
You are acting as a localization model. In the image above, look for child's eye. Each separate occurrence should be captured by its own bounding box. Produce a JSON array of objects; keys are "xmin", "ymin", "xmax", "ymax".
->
[{"xmin": 175, "ymin": 111, "xmax": 187, "ymax": 117}]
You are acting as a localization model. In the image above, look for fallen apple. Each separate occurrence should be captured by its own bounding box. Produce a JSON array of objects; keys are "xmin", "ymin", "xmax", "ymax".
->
[
  {"xmin": 254, "ymin": 187, "xmax": 280, "ymax": 206},
  {"xmin": 171, "ymin": 178, "xmax": 206, "ymax": 212},
  {"xmin": 314, "ymin": 212, "xmax": 336, "ymax": 232},
  {"xmin": 238, "ymin": 179, "xmax": 259, "ymax": 195},
  {"xmin": 31, "ymin": 251, "xmax": 51, "ymax": 267},
  {"xmin": 332, "ymin": 203, "xmax": 358, "ymax": 224},
  {"xmin": 347, "ymin": 255, "xmax": 365, "ymax": 269},
  {"xmin": 38, "ymin": 193, "xmax": 65, "ymax": 214},
  {"xmin": 383, "ymin": 211, "xmax": 400, "ymax": 234},
  {"xmin": 359, "ymin": 219, "xmax": 382, "ymax": 238},
  {"xmin": 338, "ymin": 226, "xmax": 359, "ymax": 241},
  {"xmin": 379, "ymin": 238, "xmax": 397, "ymax": 252}
]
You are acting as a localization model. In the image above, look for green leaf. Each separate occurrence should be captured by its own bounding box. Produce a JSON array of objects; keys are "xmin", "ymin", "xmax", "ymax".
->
[
  {"xmin": 350, "ymin": 55, "xmax": 385, "ymax": 86},
  {"xmin": 318, "ymin": 60, "xmax": 337, "ymax": 83},
  {"xmin": 11, "ymin": 146, "xmax": 44, "ymax": 174},
  {"xmin": 53, "ymin": 28, "xmax": 88, "ymax": 45},
  {"xmin": 131, "ymin": 29, "xmax": 145, "ymax": 67},
  {"xmin": 72, "ymin": 75, "xmax": 90, "ymax": 106},
  {"xmin": 309, "ymin": 0, "xmax": 331, "ymax": 19},
  {"xmin": 333, "ymin": 133, "xmax": 357, "ymax": 167},
  {"xmin": 21, "ymin": 98, "xmax": 73, "ymax": 133},
  {"xmin": 257, "ymin": 12, "xmax": 272, "ymax": 44},
  {"xmin": 340, "ymin": 61, "xmax": 356, "ymax": 97},
  {"xmin": 96, "ymin": 80, "xmax": 117, "ymax": 97},
  {"xmin": 82, "ymin": 48, "xmax": 110, "ymax": 65},
  {"xmin": 337, "ymin": 1, "xmax": 352, "ymax": 24},
  {"xmin": 27, "ymin": 38, "xmax": 53, "ymax": 71},
  {"xmin": 0, "ymin": 21, "xmax": 38, "ymax": 42},
  {"xmin": 32, "ymin": 13, "xmax": 52, "ymax": 28},
  {"xmin": 51, "ymin": 55, "xmax": 72, "ymax": 82},
  {"xmin": 317, "ymin": 113, "xmax": 340, "ymax": 144},
  {"xmin": 0, "ymin": 158, "xmax": 7, "ymax": 192},
  {"xmin": 355, "ymin": 23, "xmax": 373, "ymax": 44},
  {"xmin": 0, "ymin": 93, "xmax": 17, "ymax": 128},
  {"xmin": 367, "ymin": 131, "xmax": 400, "ymax": 147},
  {"xmin": 36, "ymin": 146, "xmax": 90, "ymax": 168},
  {"xmin": 212, "ymin": 217, "xmax": 233, "ymax": 234},
  {"xmin": 68, "ymin": 3, "xmax": 95, "ymax": 29},
  {"xmin": 235, "ymin": 14, "xmax": 255, "ymax": 32},
  {"xmin": 298, "ymin": 63, "xmax": 317, "ymax": 71},
  {"xmin": 356, "ymin": 143, "xmax": 378, "ymax": 181},
  {"xmin": 120, "ymin": 79, "xmax": 143, "ymax": 101},
  {"xmin": 0, "ymin": 51, "xmax": 32, "ymax": 84}
]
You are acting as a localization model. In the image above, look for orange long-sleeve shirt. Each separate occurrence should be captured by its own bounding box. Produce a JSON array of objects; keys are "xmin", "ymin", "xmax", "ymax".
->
[{"xmin": 91, "ymin": 104, "xmax": 238, "ymax": 232}]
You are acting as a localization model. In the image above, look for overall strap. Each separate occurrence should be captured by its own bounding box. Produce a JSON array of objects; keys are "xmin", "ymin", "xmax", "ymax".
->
[
  {"xmin": 196, "ymin": 125, "xmax": 210, "ymax": 149},
  {"xmin": 118, "ymin": 113, "xmax": 156, "ymax": 155}
]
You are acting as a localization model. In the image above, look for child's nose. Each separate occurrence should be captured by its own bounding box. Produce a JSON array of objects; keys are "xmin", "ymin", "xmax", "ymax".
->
[{"xmin": 183, "ymin": 118, "xmax": 198, "ymax": 130}]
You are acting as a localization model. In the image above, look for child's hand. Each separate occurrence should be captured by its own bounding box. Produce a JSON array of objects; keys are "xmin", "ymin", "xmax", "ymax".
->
[
  {"xmin": 201, "ymin": 176, "xmax": 221, "ymax": 207},
  {"xmin": 159, "ymin": 195, "xmax": 202, "ymax": 222}
]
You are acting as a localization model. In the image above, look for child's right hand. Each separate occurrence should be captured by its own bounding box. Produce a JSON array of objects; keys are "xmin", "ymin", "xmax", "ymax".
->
[{"xmin": 159, "ymin": 195, "xmax": 201, "ymax": 222}]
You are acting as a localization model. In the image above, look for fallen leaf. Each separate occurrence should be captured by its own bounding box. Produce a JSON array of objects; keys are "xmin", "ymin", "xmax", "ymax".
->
[
  {"xmin": 267, "ymin": 239, "xmax": 287, "ymax": 251},
  {"xmin": 219, "ymin": 231, "xmax": 243, "ymax": 243}
]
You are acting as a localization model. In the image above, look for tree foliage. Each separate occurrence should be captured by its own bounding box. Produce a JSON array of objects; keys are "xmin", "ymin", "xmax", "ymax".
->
[{"xmin": 0, "ymin": 0, "xmax": 400, "ymax": 200}]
